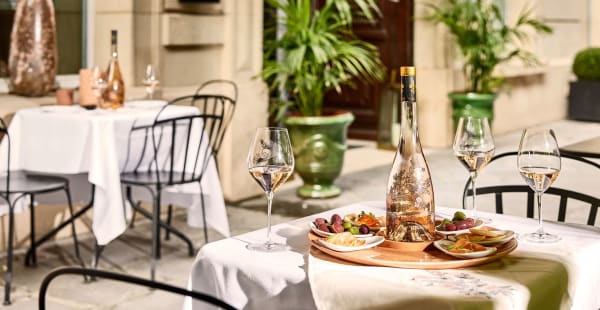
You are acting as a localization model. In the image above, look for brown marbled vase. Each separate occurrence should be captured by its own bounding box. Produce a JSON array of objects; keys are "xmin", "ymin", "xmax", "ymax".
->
[{"xmin": 8, "ymin": 0, "xmax": 57, "ymax": 97}]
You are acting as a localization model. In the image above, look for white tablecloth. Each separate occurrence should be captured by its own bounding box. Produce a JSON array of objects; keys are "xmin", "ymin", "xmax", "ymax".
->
[
  {"xmin": 0, "ymin": 103, "xmax": 230, "ymax": 245},
  {"xmin": 186, "ymin": 201, "xmax": 600, "ymax": 310}
]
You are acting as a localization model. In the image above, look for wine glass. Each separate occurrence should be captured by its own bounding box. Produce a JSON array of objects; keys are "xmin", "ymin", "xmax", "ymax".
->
[
  {"xmin": 518, "ymin": 128, "xmax": 561, "ymax": 243},
  {"xmin": 247, "ymin": 127, "xmax": 294, "ymax": 252},
  {"xmin": 453, "ymin": 117, "xmax": 495, "ymax": 222},
  {"xmin": 90, "ymin": 66, "xmax": 107, "ymax": 109},
  {"xmin": 142, "ymin": 64, "xmax": 160, "ymax": 99}
]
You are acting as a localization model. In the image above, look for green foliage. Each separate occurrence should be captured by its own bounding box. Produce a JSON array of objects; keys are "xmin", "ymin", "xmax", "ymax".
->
[
  {"xmin": 425, "ymin": 0, "xmax": 552, "ymax": 94},
  {"xmin": 572, "ymin": 48, "xmax": 600, "ymax": 81},
  {"xmin": 262, "ymin": 0, "xmax": 385, "ymax": 118}
]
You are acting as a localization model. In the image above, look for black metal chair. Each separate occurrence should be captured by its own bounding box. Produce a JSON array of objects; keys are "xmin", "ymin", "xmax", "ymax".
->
[
  {"xmin": 0, "ymin": 119, "xmax": 84, "ymax": 305},
  {"xmin": 164, "ymin": 88, "xmax": 236, "ymax": 242},
  {"xmin": 121, "ymin": 96, "xmax": 227, "ymax": 280},
  {"xmin": 39, "ymin": 267, "xmax": 237, "ymax": 310},
  {"xmin": 462, "ymin": 151, "xmax": 600, "ymax": 225}
]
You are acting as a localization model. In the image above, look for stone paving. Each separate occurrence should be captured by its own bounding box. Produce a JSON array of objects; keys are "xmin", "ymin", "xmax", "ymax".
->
[{"xmin": 1, "ymin": 120, "xmax": 598, "ymax": 309}]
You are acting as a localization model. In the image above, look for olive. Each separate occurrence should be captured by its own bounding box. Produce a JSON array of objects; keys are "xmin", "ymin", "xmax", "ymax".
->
[
  {"xmin": 342, "ymin": 221, "xmax": 352, "ymax": 230},
  {"xmin": 317, "ymin": 223, "xmax": 329, "ymax": 232},
  {"xmin": 445, "ymin": 223, "xmax": 457, "ymax": 231},
  {"xmin": 332, "ymin": 223, "xmax": 344, "ymax": 233},
  {"xmin": 331, "ymin": 214, "xmax": 343, "ymax": 225},
  {"xmin": 455, "ymin": 221, "xmax": 469, "ymax": 230},
  {"xmin": 349, "ymin": 227, "xmax": 360, "ymax": 235},
  {"xmin": 442, "ymin": 218, "xmax": 451, "ymax": 225},
  {"xmin": 453, "ymin": 211, "xmax": 467, "ymax": 221},
  {"xmin": 314, "ymin": 218, "xmax": 327, "ymax": 226},
  {"xmin": 328, "ymin": 225, "xmax": 336, "ymax": 233},
  {"xmin": 358, "ymin": 224, "xmax": 369, "ymax": 234}
]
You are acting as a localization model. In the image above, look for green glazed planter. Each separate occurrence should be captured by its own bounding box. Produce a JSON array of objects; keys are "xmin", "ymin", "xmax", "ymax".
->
[
  {"xmin": 284, "ymin": 111, "xmax": 354, "ymax": 198},
  {"xmin": 449, "ymin": 92, "xmax": 497, "ymax": 130}
]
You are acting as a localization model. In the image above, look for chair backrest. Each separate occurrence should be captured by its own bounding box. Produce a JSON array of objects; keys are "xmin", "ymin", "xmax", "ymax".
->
[
  {"xmin": 123, "ymin": 95, "xmax": 226, "ymax": 186},
  {"xmin": 462, "ymin": 151, "xmax": 600, "ymax": 226},
  {"xmin": 194, "ymin": 80, "xmax": 237, "ymax": 158},
  {"xmin": 39, "ymin": 267, "xmax": 237, "ymax": 310}
]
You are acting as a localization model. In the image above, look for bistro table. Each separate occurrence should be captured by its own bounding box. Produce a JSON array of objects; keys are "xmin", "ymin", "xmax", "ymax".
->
[
  {"xmin": 187, "ymin": 201, "xmax": 600, "ymax": 310},
  {"xmin": 0, "ymin": 102, "xmax": 230, "ymax": 247}
]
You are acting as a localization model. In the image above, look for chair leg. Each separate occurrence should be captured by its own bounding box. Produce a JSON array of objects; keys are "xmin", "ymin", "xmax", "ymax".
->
[
  {"xmin": 64, "ymin": 187, "xmax": 85, "ymax": 270},
  {"xmin": 28, "ymin": 194, "xmax": 37, "ymax": 267},
  {"xmin": 199, "ymin": 183, "xmax": 208, "ymax": 245},
  {"xmin": 165, "ymin": 204, "xmax": 173, "ymax": 241},
  {"xmin": 4, "ymin": 204, "xmax": 15, "ymax": 305},
  {"xmin": 150, "ymin": 191, "xmax": 161, "ymax": 281}
]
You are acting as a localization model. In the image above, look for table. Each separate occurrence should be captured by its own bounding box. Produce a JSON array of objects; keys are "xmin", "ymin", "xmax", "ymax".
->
[
  {"xmin": 0, "ymin": 102, "xmax": 230, "ymax": 246},
  {"xmin": 187, "ymin": 201, "xmax": 600, "ymax": 310},
  {"xmin": 560, "ymin": 136, "xmax": 600, "ymax": 159}
]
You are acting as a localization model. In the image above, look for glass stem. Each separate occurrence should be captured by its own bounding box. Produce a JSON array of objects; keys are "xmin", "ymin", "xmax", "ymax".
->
[
  {"xmin": 265, "ymin": 191, "xmax": 274, "ymax": 246},
  {"xmin": 536, "ymin": 192, "xmax": 544, "ymax": 235},
  {"xmin": 470, "ymin": 171, "xmax": 478, "ymax": 220}
]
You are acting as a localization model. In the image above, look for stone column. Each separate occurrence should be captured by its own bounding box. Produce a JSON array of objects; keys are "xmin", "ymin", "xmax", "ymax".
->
[{"xmin": 218, "ymin": 0, "xmax": 268, "ymax": 201}]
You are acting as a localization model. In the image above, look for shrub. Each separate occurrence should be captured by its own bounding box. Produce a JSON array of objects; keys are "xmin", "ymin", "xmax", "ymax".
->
[{"xmin": 573, "ymin": 48, "xmax": 600, "ymax": 81}]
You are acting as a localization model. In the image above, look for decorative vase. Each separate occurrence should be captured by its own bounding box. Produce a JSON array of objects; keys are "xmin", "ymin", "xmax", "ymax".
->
[
  {"xmin": 9, "ymin": 0, "xmax": 57, "ymax": 97},
  {"xmin": 449, "ymin": 92, "xmax": 497, "ymax": 131},
  {"xmin": 284, "ymin": 111, "xmax": 354, "ymax": 199}
]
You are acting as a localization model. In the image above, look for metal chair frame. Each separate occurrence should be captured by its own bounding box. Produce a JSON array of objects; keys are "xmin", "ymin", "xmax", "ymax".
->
[
  {"xmin": 163, "ymin": 89, "xmax": 237, "ymax": 242},
  {"xmin": 121, "ymin": 96, "xmax": 228, "ymax": 280},
  {"xmin": 0, "ymin": 118, "xmax": 85, "ymax": 305},
  {"xmin": 39, "ymin": 267, "xmax": 237, "ymax": 310},
  {"xmin": 462, "ymin": 151, "xmax": 600, "ymax": 225}
]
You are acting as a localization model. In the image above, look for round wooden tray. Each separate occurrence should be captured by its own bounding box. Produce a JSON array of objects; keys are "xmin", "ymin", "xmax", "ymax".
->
[{"xmin": 308, "ymin": 232, "xmax": 518, "ymax": 269}]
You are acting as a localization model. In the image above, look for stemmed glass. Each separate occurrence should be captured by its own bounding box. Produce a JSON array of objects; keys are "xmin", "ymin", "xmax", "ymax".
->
[
  {"xmin": 518, "ymin": 128, "xmax": 562, "ymax": 243},
  {"xmin": 247, "ymin": 127, "xmax": 294, "ymax": 252},
  {"xmin": 90, "ymin": 66, "xmax": 107, "ymax": 110},
  {"xmin": 142, "ymin": 64, "xmax": 160, "ymax": 99},
  {"xmin": 453, "ymin": 117, "xmax": 495, "ymax": 222}
]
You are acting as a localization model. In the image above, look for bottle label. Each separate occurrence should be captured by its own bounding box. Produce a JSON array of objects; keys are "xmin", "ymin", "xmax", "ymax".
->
[{"xmin": 400, "ymin": 76, "xmax": 416, "ymax": 102}]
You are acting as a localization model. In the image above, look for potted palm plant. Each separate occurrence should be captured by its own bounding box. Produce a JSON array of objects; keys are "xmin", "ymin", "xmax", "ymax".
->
[
  {"xmin": 425, "ymin": 0, "xmax": 552, "ymax": 129},
  {"xmin": 262, "ymin": 0, "xmax": 384, "ymax": 198}
]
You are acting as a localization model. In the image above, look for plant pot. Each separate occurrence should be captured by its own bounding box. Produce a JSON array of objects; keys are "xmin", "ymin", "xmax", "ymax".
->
[
  {"xmin": 568, "ymin": 80, "xmax": 600, "ymax": 122},
  {"xmin": 449, "ymin": 92, "xmax": 497, "ymax": 130},
  {"xmin": 284, "ymin": 111, "xmax": 354, "ymax": 198}
]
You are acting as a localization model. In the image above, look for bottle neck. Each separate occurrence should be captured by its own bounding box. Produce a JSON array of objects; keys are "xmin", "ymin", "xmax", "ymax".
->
[
  {"xmin": 399, "ymin": 74, "xmax": 420, "ymax": 151},
  {"xmin": 111, "ymin": 31, "xmax": 118, "ymax": 59}
]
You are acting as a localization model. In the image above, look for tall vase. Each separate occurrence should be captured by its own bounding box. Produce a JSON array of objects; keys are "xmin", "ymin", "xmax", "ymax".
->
[{"xmin": 9, "ymin": 0, "xmax": 57, "ymax": 97}]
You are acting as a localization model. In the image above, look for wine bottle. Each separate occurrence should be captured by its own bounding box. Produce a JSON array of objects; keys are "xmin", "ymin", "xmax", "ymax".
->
[
  {"xmin": 385, "ymin": 66, "xmax": 436, "ymax": 243},
  {"xmin": 102, "ymin": 30, "xmax": 125, "ymax": 109}
]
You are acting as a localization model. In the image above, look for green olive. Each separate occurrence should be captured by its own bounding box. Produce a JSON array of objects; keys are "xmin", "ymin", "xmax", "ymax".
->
[
  {"xmin": 342, "ymin": 221, "xmax": 352, "ymax": 230},
  {"xmin": 349, "ymin": 227, "xmax": 360, "ymax": 235},
  {"xmin": 453, "ymin": 211, "xmax": 467, "ymax": 221}
]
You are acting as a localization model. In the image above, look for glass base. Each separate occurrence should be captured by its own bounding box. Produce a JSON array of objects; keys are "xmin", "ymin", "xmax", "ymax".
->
[
  {"xmin": 522, "ymin": 232, "xmax": 561, "ymax": 243},
  {"xmin": 246, "ymin": 242, "xmax": 289, "ymax": 252}
]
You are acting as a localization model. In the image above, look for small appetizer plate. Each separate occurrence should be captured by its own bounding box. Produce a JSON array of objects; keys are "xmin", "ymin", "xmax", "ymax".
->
[
  {"xmin": 318, "ymin": 235, "xmax": 385, "ymax": 252},
  {"xmin": 433, "ymin": 239, "xmax": 497, "ymax": 259}
]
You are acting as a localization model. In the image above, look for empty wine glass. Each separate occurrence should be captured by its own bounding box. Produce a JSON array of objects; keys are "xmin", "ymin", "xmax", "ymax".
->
[
  {"xmin": 247, "ymin": 127, "xmax": 294, "ymax": 252},
  {"xmin": 142, "ymin": 64, "xmax": 160, "ymax": 99},
  {"xmin": 453, "ymin": 117, "xmax": 495, "ymax": 222},
  {"xmin": 518, "ymin": 128, "xmax": 561, "ymax": 243},
  {"xmin": 90, "ymin": 66, "xmax": 107, "ymax": 109}
]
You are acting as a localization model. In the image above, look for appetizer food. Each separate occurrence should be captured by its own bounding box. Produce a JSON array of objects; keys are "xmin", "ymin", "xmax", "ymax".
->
[
  {"xmin": 453, "ymin": 226, "xmax": 512, "ymax": 243},
  {"xmin": 325, "ymin": 232, "xmax": 366, "ymax": 247},
  {"xmin": 445, "ymin": 239, "xmax": 487, "ymax": 253},
  {"xmin": 314, "ymin": 212, "xmax": 382, "ymax": 235},
  {"xmin": 436, "ymin": 211, "xmax": 477, "ymax": 231}
]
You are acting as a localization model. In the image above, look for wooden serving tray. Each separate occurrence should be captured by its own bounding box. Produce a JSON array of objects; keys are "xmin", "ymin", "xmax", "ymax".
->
[{"xmin": 308, "ymin": 232, "xmax": 518, "ymax": 269}]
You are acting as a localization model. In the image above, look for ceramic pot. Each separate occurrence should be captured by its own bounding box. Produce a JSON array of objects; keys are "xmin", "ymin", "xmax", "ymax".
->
[
  {"xmin": 284, "ymin": 111, "xmax": 354, "ymax": 198},
  {"xmin": 9, "ymin": 0, "xmax": 57, "ymax": 96},
  {"xmin": 449, "ymin": 92, "xmax": 497, "ymax": 131}
]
